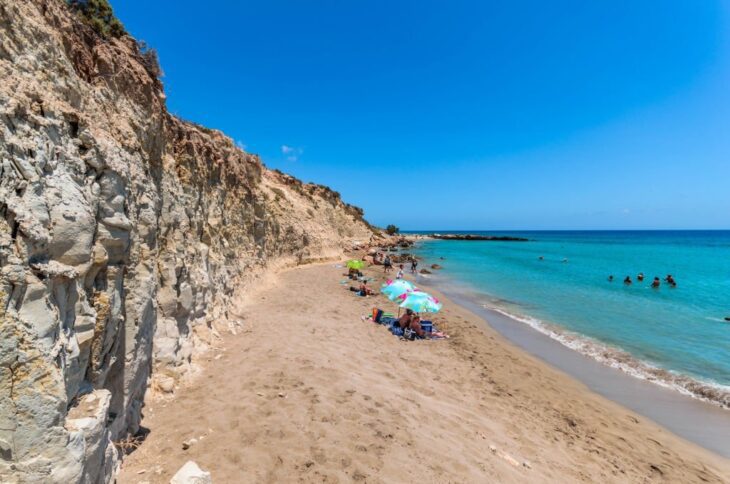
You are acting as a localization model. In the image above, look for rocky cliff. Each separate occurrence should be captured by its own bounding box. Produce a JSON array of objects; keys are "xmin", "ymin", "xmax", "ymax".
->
[{"xmin": 0, "ymin": 1, "xmax": 376, "ymax": 481}]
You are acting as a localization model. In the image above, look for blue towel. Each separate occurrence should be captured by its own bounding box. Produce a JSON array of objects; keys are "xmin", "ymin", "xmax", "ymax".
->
[{"xmin": 381, "ymin": 317, "xmax": 397, "ymax": 326}]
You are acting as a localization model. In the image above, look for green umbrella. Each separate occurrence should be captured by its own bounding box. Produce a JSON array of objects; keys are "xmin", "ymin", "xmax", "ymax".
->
[{"xmin": 346, "ymin": 259, "xmax": 365, "ymax": 270}]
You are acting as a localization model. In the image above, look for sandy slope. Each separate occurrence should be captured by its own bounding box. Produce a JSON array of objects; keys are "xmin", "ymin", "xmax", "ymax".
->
[{"xmin": 118, "ymin": 262, "xmax": 730, "ymax": 483}]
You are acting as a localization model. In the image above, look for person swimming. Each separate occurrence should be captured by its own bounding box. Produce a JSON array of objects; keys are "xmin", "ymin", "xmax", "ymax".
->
[
  {"xmin": 539, "ymin": 256, "xmax": 544, "ymax": 260},
  {"xmin": 637, "ymin": 272, "xmax": 644, "ymax": 282},
  {"xmin": 651, "ymin": 277, "xmax": 661, "ymax": 288},
  {"xmin": 608, "ymin": 275, "xmax": 614, "ymax": 282},
  {"xmin": 624, "ymin": 276, "xmax": 632, "ymax": 285}
]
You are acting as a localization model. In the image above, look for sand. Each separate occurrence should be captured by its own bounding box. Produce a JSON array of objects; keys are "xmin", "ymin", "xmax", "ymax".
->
[{"xmin": 118, "ymin": 261, "xmax": 730, "ymax": 483}]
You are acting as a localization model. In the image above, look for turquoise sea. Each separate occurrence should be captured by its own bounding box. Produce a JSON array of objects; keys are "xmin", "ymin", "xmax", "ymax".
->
[{"xmin": 409, "ymin": 231, "xmax": 730, "ymax": 408}]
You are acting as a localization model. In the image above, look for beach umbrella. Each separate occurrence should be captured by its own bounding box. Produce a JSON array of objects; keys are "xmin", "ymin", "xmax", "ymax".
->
[
  {"xmin": 380, "ymin": 279, "xmax": 417, "ymax": 301},
  {"xmin": 346, "ymin": 259, "xmax": 365, "ymax": 270},
  {"xmin": 398, "ymin": 291, "xmax": 443, "ymax": 313}
]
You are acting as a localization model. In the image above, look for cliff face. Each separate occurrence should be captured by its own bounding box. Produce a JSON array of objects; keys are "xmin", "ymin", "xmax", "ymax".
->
[{"xmin": 0, "ymin": 1, "xmax": 375, "ymax": 481}]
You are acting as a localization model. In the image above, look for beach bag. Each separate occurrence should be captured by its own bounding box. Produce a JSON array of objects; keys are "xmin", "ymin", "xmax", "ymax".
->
[{"xmin": 372, "ymin": 308, "xmax": 383, "ymax": 323}]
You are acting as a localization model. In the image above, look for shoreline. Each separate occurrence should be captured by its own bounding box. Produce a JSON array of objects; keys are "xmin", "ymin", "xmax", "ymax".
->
[
  {"xmin": 118, "ymin": 260, "xmax": 730, "ymax": 482},
  {"xmin": 416, "ymin": 274, "xmax": 730, "ymax": 458}
]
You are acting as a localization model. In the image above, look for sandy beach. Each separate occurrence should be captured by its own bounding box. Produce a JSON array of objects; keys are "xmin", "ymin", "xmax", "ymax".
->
[{"xmin": 118, "ymin": 260, "xmax": 730, "ymax": 483}]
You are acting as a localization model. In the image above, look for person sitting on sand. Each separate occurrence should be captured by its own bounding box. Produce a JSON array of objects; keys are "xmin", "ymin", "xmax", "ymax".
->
[
  {"xmin": 359, "ymin": 281, "xmax": 374, "ymax": 296},
  {"xmin": 624, "ymin": 276, "xmax": 632, "ymax": 285},
  {"xmin": 349, "ymin": 281, "xmax": 374, "ymax": 296},
  {"xmin": 651, "ymin": 277, "xmax": 661, "ymax": 288},
  {"xmin": 637, "ymin": 272, "xmax": 644, "ymax": 282},
  {"xmin": 396, "ymin": 264, "xmax": 405, "ymax": 279},
  {"xmin": 398, "ymin": 309, "xmax": 414, "ymax": 329},
  {"xmin": 408, "ymin": 315, "xmax": 427, "ymax": 338}
]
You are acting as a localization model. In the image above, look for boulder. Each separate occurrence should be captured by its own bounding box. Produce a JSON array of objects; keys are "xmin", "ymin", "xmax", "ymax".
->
[
  {"xmin": 431, "ymin": 264, "xmax": 442, "ymax": 270},
  {"xmin": 170, "ymin": 461, "xmax": 212, "ymax": 484}
]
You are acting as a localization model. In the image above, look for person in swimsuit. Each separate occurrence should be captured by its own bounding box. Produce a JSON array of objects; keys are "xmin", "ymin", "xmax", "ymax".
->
[
  {"xmin": 624, "ymin": 276, "xmax": 632, "ymax": 285},
  {"xmin": 398, "ymin": 309, "xmax": 414, "ymax": 329},
  {"xmin": 396, "ymin": 264, "xmax": 404, "ymax": 279},
  {"xmin": 651, "ymin": 277, "xmax": 661, "ymax": 288}
]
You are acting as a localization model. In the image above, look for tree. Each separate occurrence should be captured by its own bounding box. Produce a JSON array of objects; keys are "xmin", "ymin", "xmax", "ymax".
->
[{"xmin": 385, "ymin": 224, "xmax": 399, "ymax": 235}]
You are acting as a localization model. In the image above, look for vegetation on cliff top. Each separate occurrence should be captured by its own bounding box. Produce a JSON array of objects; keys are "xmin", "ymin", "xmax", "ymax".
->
[{"xmin": 67, "ymin": 0, "xmax": 125, "ymax": 38}]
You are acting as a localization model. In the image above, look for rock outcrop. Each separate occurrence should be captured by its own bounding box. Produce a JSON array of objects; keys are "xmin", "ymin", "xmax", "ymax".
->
[{"xmin": 0, "ymin": 1, "xmax": 374, "ymax": 481}]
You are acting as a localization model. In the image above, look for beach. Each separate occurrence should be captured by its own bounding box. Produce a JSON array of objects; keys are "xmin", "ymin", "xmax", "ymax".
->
[{"xmin": 118, "ymin": 260, "xmax": 730, "ymax": 483}]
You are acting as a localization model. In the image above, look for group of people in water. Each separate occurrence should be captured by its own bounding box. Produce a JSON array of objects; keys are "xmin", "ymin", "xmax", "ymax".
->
[{"xmin": 608, "ymin": 273, "xmax": 677, "ymax": 288}]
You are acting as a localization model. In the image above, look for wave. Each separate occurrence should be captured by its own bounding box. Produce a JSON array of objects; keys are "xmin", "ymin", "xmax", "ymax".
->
[{"xmin": 483, "ymin": 304, "xmax": 730, "ymax": 409}]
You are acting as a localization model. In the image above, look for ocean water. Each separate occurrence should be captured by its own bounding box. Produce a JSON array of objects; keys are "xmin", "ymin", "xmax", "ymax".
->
[{"xmin": 408, "ymin": 231, "xmax": 730, "ymax": 408}]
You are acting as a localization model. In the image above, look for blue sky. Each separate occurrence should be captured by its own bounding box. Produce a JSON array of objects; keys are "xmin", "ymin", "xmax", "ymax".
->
[{"xmin": 114, "ymin": 1, "xmax": 730, "ymax": 230}]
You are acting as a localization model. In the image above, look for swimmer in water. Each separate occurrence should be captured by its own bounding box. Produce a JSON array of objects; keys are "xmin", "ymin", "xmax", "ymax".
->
[
  {"xmin": 624, "ymin": 276, "xmax": 632, "ymax": 285},
  {"xmin": 608, "ymin": 275, "xmax": 614, "ymax": 282},
  {"xmin": 651, "ymin": 277, "xmax": 661, "ymax": 288},
  {"xmin": 637, "ymin": 272, "xmax": 644, "ymax": 282},
  {"xmin": 538, "ymin": 256, "xmax": 544, "ymax": 260}
]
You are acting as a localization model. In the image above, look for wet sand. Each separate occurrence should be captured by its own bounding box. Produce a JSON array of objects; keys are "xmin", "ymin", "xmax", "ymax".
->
[
  {"xmin": 118, "ymin": 262, "xmax": 730, "ymax": 483},
  {"xmin": 424, "ymin": 278, "xmax": 730, "ymax": 458}
]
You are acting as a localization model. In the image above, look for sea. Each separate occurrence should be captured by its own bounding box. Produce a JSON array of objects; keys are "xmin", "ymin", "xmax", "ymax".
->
[{"xmin": 407, "ymin": 230, "xmax": 730, "ymax": 409}]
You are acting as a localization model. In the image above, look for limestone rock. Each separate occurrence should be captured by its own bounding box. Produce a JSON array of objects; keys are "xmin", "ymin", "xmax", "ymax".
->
[
  {"xmin": 0, "ymin": 1, "xmax": 374, "ymax": 482},
  {"xmin": 170, "ymin": 461, "xmax": 212, "ymax": 484}
]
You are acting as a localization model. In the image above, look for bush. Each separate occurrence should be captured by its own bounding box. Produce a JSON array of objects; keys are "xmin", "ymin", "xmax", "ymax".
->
[
  {"xmin": 385, "ymin": 224, "xmax": 399, "ymax": 235},
  {"xmin": 137, "ymin": 40, "xmax": 164, "ymax": 79},
  {"xmin": 68, "ymin": 0, "xmax": 126, "ymax": 39}
]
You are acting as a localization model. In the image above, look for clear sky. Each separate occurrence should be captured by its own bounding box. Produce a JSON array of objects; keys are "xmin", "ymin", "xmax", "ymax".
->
[{"xmin": 113, "ymin": 1, "xmax": 730, "ymax": 230}]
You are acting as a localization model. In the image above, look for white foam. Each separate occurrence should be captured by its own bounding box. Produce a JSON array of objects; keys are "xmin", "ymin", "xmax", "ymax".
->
[{"xmin": 484, "ymin": 304, "xmax": 730, "ymax": 409}]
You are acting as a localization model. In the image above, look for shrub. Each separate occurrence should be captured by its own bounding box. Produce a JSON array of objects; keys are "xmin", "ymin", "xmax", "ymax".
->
[
  {"xmin": 137, "ymin": 40, "xmax": 164, "ymax": 79},
  {"xmin": 68, "ymin": 0, "xmax": 126, "ymax": 39},
  {"xmin": 385, "ymin": 224, "xmax": 399, "ymax": 235}
]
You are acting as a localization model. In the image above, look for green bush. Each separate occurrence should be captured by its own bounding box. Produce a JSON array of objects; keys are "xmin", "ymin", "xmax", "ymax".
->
[
  {"xmin": 68, "ymin": 0, "xmax": 126, "ymax": 38},
  {"xmin": 385, "ymin": 224, "xmax": 399, "ymax": 235}
]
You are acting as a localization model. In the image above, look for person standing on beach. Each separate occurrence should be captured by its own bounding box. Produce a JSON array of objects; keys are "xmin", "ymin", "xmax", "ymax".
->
[
  {"xmin": 396, "ymin": 264, "xmax": 404, "ymax": 279},
  {"xmin": 411, "ymin": 258, "xmax": 418, "ymax": 274},
  {"xmin": 383, "ymin": 255, "xmax": 392, "ymax": 273}
]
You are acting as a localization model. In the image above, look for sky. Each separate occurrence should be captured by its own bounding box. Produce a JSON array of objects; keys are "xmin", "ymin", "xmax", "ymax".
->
[{"xmin": 113, "ymin": 1, "xmax": 730, "ymax": 230}]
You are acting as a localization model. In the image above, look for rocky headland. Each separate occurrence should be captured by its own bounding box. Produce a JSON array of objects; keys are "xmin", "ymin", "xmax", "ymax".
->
[{"xmin": 0, "ymin": 1, "xmax": 377, "ymax": 481}]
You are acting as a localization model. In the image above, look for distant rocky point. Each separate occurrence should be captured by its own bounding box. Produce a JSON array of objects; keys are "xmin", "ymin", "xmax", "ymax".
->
[{"xmin": 430, "ymin": 234, "xmax": 529, "ymax": 241}]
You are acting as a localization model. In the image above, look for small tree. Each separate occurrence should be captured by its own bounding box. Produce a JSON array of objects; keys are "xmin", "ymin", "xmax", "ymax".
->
[{"xmin": 385, "ymin": 224, "xmax": 399, "ymax": 235}]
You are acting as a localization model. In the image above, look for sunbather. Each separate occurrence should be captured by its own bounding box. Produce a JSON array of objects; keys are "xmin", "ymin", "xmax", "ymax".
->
[
  {"xmin": 409, "ymin": 315, "xmax": 427, "ymax": 338},
  {"xmin": 398, "ymin": 309, "xmax": 414, "ymax": 329}
]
